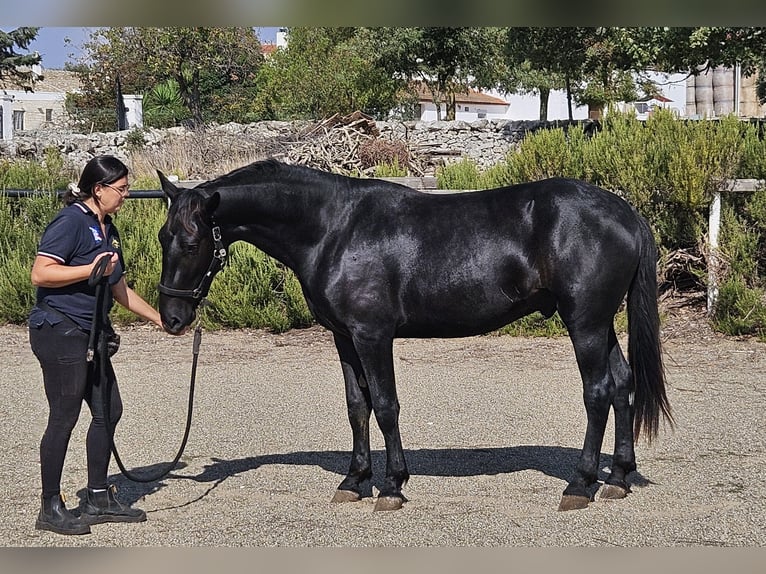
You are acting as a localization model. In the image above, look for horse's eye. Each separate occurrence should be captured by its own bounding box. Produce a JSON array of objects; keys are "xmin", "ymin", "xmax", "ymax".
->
[{"xmin": 183, "ymin": 243, "xmax": 199, "ymax": 254}]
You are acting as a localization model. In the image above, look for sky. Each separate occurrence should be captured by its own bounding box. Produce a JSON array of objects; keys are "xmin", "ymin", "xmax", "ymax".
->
[{"xmin": 23, "ymin": 27, "xmax": 280, "ymax": 70}]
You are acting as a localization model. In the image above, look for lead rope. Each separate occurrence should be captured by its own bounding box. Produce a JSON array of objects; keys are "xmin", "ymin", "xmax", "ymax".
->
[{"xmin": 92, "ymin": 263, "xmax": 205, "ymax": 483}]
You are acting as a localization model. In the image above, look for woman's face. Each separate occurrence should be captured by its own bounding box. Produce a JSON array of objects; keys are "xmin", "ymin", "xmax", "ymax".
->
[{"xmin": 95, "ymin": 177, "xmax": 130, "ymax": 214}]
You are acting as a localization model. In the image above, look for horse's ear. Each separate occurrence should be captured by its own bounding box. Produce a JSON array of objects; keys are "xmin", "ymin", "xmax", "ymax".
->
[
  {"xmin": 157, "ymin": 170, "xmax": 179, "ymax": 204},
  {"xmin": 205, "ymin": 191, "xmax": 220, "ymax": 215}
]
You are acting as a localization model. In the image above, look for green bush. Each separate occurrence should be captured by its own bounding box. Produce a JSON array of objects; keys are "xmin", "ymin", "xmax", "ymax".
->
[
  {"xmin": 712, "ymin": 277, "xmax": 766, "ymax": 340},
  {"xmin": 110, "ymin": 197, "xmax": 167, "ymax": 325},
  {"xmin": 0, "ymin": 148, "xmax": 74, "ymax": 192},
  {"xmin": 374, "ymin": 158, "xmax": 408, "ymax": 178},
  {"xmin": 436, "ymin": 110, "xmax": 766, "ymax": 337},
  {"xmin": 710, "ymin": 186, "xmax": 766, "ymax": 338},
  {"xmin": 4, "ymin": 121, "xmax": 766, "ymax": 337},
  {"xmin": 0, "ymin": 193, "xmax": 59, "ymax": 323}
]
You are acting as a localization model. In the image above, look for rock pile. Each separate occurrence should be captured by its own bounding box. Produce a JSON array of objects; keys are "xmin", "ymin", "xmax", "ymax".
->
[{"xmin": 0, "ymin": 117, "xmax": 598, "ymax": 177}]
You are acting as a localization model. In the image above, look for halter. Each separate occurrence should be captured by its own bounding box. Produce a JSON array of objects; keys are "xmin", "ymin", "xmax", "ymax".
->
[{"xmin": 157, "ymin": 220, "xmax": 228, "ymax": 301}]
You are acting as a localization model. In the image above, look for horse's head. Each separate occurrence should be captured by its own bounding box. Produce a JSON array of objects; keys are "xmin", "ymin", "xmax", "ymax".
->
[{"xmin": 157, "ymin": 171, "xmax": 225, "ymax": 335}]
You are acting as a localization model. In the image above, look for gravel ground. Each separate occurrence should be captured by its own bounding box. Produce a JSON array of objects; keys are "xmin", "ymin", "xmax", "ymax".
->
[{"xmin": 1, "ymin": 308, "xmax": 765, "ymax": 548}]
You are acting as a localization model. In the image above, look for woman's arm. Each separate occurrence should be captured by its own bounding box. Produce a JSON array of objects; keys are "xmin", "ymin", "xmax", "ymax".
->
[
  {"xmin": 31, "ymin": 252, "xmax": 117, "ymax": 288},
  {"xmin": 111, "ymin": 277, "xmax": 163, "ymax": 328}
]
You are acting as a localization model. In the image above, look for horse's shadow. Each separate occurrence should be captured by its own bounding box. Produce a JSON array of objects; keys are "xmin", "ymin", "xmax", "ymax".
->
[{"xmin": 97, "ymin": 445, "xmax": 651, "ymax": 508}]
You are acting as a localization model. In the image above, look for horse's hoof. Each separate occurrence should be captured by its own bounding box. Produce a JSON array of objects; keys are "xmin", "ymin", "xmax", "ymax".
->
[
  {"xmin": 599, "ymin": 484, "xmax": 629, "ymax": 500},
  {"xmin": 374, "ymin": 495, "xmax": 405, "ymax": 511},
  {"xmin": 557, "ymin": 495, "xmax": 590, "ymax": 511},
  {"xmin": 331, "ymin": 489, "xmax": 361, "ymax": 503}
]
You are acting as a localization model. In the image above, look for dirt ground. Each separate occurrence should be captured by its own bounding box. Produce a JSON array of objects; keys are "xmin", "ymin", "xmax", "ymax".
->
[{"xmin": 1, "ymin": 302, "xmax": 765, "ymax": 547}]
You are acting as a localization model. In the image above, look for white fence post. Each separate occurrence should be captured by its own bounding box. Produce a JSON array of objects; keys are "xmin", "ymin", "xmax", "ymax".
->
[
  {"xmin": 707, "ymin": 191, "xmax": 722, "ymax": 315},
  {"xmin": 707, "ymin": 179, "xmax": 766, "ymax": 315},
  {"xmin": 1, "ymin": 94, "xmax": 14, "ymax": 141}
]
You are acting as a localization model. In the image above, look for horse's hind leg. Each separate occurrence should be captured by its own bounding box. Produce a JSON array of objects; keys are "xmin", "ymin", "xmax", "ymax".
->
[
  {"xmin": 559, "ymin": 322, "xmax": 614, "ymax": 511},
  {"xmin": 331, "ymin": 333, "xmax": 373, "ymax": 503},
  {"xmin": 600, "ymin": 327, "xmax": 636, "ymax": 500}
]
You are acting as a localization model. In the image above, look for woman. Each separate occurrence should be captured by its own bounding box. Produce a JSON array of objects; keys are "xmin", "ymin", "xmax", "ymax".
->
[{"xmin": 29, "ymin": 155, "xmax": 163, "ymax": 536}]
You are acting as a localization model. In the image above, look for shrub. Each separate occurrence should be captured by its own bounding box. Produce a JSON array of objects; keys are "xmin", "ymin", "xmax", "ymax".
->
[
  {"xmin": 358, "ymin": 138, "xmax": 410, "ymax": 173},
  {"xmin": 436, "ymin": 158, "xmax": 482, "ymax": 190},
  {"xmin": 3, "ymin": 117, "xmax": 766, "ymax": 339},
  {"xmin": 712, "ymin": 277, "xmax": 766, "ymax": 340},
  {"xmin": 0, "ymin": 193, "xmax": 59, "ymax": 323},
  {"xmin": 374, "ymin": 158, "xmax": 407, "ymax": 178}
]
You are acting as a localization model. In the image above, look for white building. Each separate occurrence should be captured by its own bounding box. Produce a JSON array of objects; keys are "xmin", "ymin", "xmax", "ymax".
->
[{"xmin": 0, "ymin": 66, "xmax": 144, "ymax": 139}]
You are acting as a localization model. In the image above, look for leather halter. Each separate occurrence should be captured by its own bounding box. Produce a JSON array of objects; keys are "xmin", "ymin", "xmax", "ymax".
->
[{"xmin": 157, "ymin": 221, "xmax": 227, "ymax": 301}]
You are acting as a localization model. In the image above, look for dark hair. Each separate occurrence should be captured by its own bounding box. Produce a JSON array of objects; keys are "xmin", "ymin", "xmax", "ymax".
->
[{"xmin": 63, "ymin": 155, "xmax": 129, "ymax": 205}]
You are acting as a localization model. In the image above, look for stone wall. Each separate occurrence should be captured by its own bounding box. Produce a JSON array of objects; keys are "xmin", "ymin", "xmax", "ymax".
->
[{"xmin": 0, "ymin": 118, "xmax": 597, "ymax": 177}]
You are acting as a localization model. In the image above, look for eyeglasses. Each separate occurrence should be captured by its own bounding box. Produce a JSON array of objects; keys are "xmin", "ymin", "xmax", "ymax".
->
[{"xmin": 102, "ymin": 182, "xmax": 130, "ymax": 197}]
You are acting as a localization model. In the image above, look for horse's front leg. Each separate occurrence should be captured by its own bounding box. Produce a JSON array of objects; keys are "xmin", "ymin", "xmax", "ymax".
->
[
  {"xmin": 350, "ymin": 331, "xmax": 409, "ymax": 511},
  {"xmin": 331, "ymin": 333, "xmax": 373, "ymax": 503}
]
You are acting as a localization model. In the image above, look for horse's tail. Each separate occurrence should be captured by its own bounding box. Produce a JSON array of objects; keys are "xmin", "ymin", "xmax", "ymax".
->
[{"xmin": 627, "ymin": 217, "xmax": 674, "ymax": 443}]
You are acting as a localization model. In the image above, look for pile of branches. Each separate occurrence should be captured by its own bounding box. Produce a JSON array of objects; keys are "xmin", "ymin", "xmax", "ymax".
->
[
  {"xmin": 658, "ymin": 247, "xmax": 708, "ymax": 307},
  {"xmin": 284, "ymin": 111, "xmax": 424, "ymax": 176}
]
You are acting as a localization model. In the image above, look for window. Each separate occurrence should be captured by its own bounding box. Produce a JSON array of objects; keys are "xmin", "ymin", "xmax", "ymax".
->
[
  {"xmin": 477, "ymin": 108, "xmax": 487, "ymax": 119},
  {"xmin": 13, "ymin": 110, "xmax": 24, "ymax": 131},
  {"xmin": 45, "ymin": 108, "xmax": 53, "ymax": 122}
]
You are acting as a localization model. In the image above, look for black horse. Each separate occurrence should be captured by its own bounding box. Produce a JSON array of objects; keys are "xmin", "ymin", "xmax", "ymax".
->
[{"xmin": 157, "ymin": 159, "xmax": 673, "ymax": 511}]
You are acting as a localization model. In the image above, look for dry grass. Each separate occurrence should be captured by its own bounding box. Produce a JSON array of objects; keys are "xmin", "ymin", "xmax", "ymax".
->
[{"xmin": 127, "ymin": 128, "xmax": 293, "ymax": 181}]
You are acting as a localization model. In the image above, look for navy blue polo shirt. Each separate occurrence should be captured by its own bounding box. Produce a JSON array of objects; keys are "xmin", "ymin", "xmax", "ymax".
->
[{"xmin": 29, "ymin": 201, "xmax": 125, "ymax": 332}]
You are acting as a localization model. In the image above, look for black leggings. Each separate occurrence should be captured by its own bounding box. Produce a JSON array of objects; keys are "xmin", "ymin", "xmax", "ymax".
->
[{"xmin": 29, "ymin": 320, "xmax": 123, "ymax": 499}]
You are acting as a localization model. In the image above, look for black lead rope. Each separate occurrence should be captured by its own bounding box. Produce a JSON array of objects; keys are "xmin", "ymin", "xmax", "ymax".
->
[{"xmin": 90, "ymin": 258, "xmax": 201, "ymax": 483}]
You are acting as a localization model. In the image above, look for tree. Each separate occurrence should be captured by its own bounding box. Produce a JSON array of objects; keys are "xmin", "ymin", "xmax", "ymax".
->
[
  {"xmin": 359, "ymin": 27, "xmax": 506, "ymax": 121},
  {"xmin": 502, "ymin": 28, "xmax": 568, "ymax": 121},
  {"xmin": 255, "ymin": 27, "xmax": 402, "ymax": 120},
  {"xmin": 501, "ymin": 28, "xmax": 607, "ymax": 121},
  {"xmin": 502, "ymin": 28, "xmax": 703, "ymax": 121},
  {"xmin": 0, "ymin": 27, "xmax": 42, "ymax": 90},
  {"xmin": 651, "ymin": 27, "xmax": 766, "ymax": 76},
  {"xmin": 69, "ymin": 27, "xmax": 264, "ymax": 130}
]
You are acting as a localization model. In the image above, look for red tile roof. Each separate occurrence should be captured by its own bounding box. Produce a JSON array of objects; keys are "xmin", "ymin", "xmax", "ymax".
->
[{"xmin": 414, "ymin": 82, "xmax": 508, "ymax": 105}]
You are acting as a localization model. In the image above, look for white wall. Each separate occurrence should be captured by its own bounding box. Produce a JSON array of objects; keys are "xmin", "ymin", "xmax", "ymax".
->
[
  {"xmin": 419, "ymin": 89, "xmax": 590, "ymax": 122},
  {"xmin": 501, "ymin": 90, "xmax": 590, "ymax": 121},
  {"xmin": 419, "ymin": 72, "xmax": 690, "ymax": 122},
  {"xmin": 419, "ymin": 102, "xmax": 510, "ymax": 122}
]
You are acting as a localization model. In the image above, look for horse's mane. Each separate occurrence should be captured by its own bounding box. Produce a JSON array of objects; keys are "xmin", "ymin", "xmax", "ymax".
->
[
  {"xmin": 171, "ymin": 160, "xmax": 323, "ymax": 237},
  {"xmin": 200, "ymin": 158, "xmax": 328, "ymax": 190}
]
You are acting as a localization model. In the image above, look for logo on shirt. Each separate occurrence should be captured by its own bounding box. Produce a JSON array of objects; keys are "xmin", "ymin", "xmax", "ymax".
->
[
  {"xmin": 111, "ymin": 237, "xmax": 120, "ymax": 250},
  {"xmin": 89, "ymin": 226, "xmax": 103, "ymax": 244}
]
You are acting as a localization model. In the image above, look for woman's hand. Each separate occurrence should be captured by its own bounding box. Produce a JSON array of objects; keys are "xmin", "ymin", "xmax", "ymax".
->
[{"xmin": 92, "ymin": 252, "xmax": 119, "ymax": 277}]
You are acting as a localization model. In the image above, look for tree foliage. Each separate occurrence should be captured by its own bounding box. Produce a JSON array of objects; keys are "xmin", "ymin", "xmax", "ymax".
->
[
  {"xmin": 358, "ymin": 27, "xmax": 506, "ymax": 121},
  {"xmin": 69, "ymin": 27, "xmax": 264, "ymax": 130},
  {"xmin": 65, "ymin": 26, "xmax": 766, "ymax": 126},
  {"xmin": 0, "ymin": 27, "xmax": 42, "ymax": 90},
  {"xmin": 501, "ymin": 27, "xmax": 766, "ymax": 120},
  {"xmin": 254, "ymin": 28, "xmax": 402, "ymax": 120}
]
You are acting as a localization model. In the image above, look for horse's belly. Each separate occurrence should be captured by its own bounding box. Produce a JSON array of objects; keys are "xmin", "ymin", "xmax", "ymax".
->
[{"xmin": 395, "ymin": 293, "xmax": 546, "ymax": 338}]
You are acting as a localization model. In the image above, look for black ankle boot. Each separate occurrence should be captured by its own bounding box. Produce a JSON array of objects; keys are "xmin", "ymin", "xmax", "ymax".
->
[
  {"xmin": 36, "ymin": 494, "xmax": 91, "ymax": 535},
  {"xmin": 81, "ymin": 485, "xmax": 146, "ymax": 524}
]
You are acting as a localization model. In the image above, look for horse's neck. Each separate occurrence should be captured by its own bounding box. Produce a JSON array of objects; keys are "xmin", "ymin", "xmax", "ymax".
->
[{"xmin": 217, "ymin": 180, "xmax": 340, "ymax": 272}]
